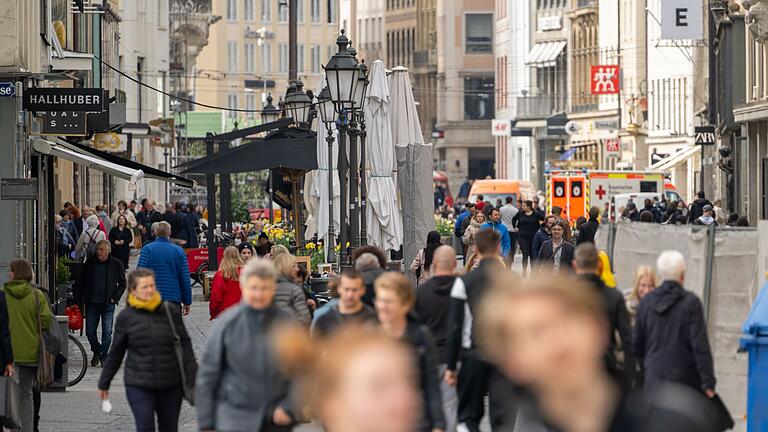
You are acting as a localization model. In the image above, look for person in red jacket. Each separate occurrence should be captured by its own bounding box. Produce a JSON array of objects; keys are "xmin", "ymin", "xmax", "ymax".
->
[{"xmin": 209, "ymin": 246, "xmax": 244, "ymax": 319}]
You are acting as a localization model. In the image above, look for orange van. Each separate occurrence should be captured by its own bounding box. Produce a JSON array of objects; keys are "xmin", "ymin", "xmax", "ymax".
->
[{"xmin": 468, "ymin": 179, "xmax": 536, "ymax": 207}]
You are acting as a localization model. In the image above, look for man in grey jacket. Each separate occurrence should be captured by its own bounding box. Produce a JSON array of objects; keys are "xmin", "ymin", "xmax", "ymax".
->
[{"xmin": 196, "ymin": 258, "xmax": 299, "ymax": 432}]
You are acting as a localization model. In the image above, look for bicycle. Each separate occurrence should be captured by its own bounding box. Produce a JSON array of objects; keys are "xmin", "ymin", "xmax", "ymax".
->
[{"xmin": 51, "ymin": 295, "xmax": 88, "ymax": 387}]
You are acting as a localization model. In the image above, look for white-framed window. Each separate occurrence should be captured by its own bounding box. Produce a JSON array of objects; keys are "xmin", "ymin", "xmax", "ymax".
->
[
  {"xmin": 311, "ymin": 44, "xmax": 321, "ymax": 73},
  {"xmin": 311, "ymin": 0, "xmax": 320, "ymax": 23},
  {"xmin": 327, "ymin": 0, "xmax": 337, "ymax": 24},
  {"xmin": 227, "ymin": 0, "xmax": 237, "ymax": 20},
  {"xmin": 228, "ymin": 94, "xmax": 238, "ymax": 118},
  {"xmin": 279, "ymin": 0, "xmax": 288, "ymax": 22},
  {"xmin": 245, "ymin": 43, "xmax": 255, "ymax": 72},
  {"xmin": 227, "ymin": 41, "xmax": 238, "ymax": 72},
  {"xmin": 245, "ymin": 0, "xmax": 254, "ymax": 21},
  {"xmin": 278, "ymin": 43, "xmax": 289, "ymax": 73},
  {"xmin": 246, "ymin": 93, "xmax": 257, "ymax": 119},
  {"xmin": 261, "ymin": 0, "xmax": 271, "ymax": 22},
  {"xmin": 465, "ymin": 13, "xmax": 493, "ymax": 53},
  {"xmin": 297, "ymin": 0, "xmax": 304, "ymax": 22},
  {"xmin": 261, "ymin": 43, "xmax": 272, "ymax": 73},
  {"xmin": 298, "ymin": 44, "xmax": 305, "ymax": 73}
]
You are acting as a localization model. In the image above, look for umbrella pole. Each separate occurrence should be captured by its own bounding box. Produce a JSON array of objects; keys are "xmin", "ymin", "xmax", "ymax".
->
[
  {"xmin": 326, "ymin": 127, "xmax": 336, "ymax": 264},
  {"xmin": 348, "ymin": 117, "xmax": 360, "ymax": 249},
  {"xmin": 359, "ymin": 116, "xmax": 368, "ymax": 246}
]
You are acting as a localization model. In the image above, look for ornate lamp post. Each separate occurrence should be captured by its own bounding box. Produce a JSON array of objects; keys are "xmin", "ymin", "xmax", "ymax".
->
[
  {"xmin": 284, "ymin": 80, "xmax": 313, "ymax": 127},
  {"xmin": 317, "ymin": 86, "xmax": 337, "ymax": 263},
  {"xmin": 353, "ymin": 60, "xmax": 370, "ymax": 246},
  {"xmin": 260, "ymin": 95, "xmax": 280, "ymax": 125},
  {"xmin": 324, "ymin": 30, "xmax": 359, "ymax": 265}
]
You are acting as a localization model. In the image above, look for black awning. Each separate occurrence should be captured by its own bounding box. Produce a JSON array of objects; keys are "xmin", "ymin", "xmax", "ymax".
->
[
  {"xmin": 182, "ymin": 127, "xmax": 318, "ymax": 175},
  {"xmin": 67, "ymin": 140, "xmax": 196, "ymax": 188}
]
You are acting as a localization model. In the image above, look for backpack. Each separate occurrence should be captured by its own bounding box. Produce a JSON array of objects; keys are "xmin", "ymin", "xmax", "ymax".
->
[{"xmin": 82, "ymin": 230, "xmax": 99, "ymax": 261}]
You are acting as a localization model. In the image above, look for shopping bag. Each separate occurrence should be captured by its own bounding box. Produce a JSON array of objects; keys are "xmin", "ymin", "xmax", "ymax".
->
[
  {"xmin": 0, "ymin": 376, "xmax": 21, "ymax": 428},
  {"xmin": 65, "ymin": 305, "xmax": 83, "ymax": 331},
  {"xmin": 709, "ymin": 394, "xmax": 735, "ymax": 432}
]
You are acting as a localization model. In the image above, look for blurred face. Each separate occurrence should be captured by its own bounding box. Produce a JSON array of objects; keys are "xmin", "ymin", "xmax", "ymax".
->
[
  {"xmin": 469, "ymin": 207, "xmax": 477, "ymax": 217},
  {"xmin": 375, "ymin": 289, "xmax": 410, "ymax": 325},
  {"xmin": 491, "ymin": 210, "xmax": 501, "ymax": 223},
  {"xmin": 258, "ymin": 237, "xmax": 268, "ymax": 246},
  {"xmin": 132, "ymin": 276, "xmax": 157, "ymax": 301},
  {"xmin": 96, "ymin": 244, "xmax": 110, "ymax": 262},
  {"xmin": 322, "ymin": 345, "xmax": 420, "ymax": 432},
  {"xmin": 339, "ymin": 276, "xmax": 365, "ymax": 310},
  {"xmin": 550, "ymin": 224, "xmax": 564, "ymax": 241},
  {"xmin": 499, "ymin": 294, "xmax": 605, "ymax": 393},
  {"xmin": 241, "ymin": 248, "xmax": 253, "ymax": 261},
  {"xmin": 241, "ymin": 275, "xmax": 276, "ymax": 309},
  {"xmin": 678, "ymin": 201, "xmax": 685, "ymax": 209},
  {"xmin": 118, "ymin": 202, "xmax": 126, "ymax": 211},
  {"xmin": 523, "ymin": 202, "xmax": 531, "ymax": 212},
  {"xmin": 63, "ymin": 213, "xmax": 70, "ymax": 221},
  {"xmin": 118, "ymin": 215, "xmax": 127, "ymax": 228},
  {"xmin": 545, "ymin": 217, "xmax": 555, "ymax": 228},
  {"xmin": 82, "ymin": 206, "xmax": 91, "ymax": 216},
  {"xmin": 146, "ymin": 201, "xmax": 155, "ymax": 211},
  {"xmin": 474, "ymin": 212, "xmax": 485, "ymax": 224},
  {"xmin": 637, "ymin": 276, "xmax": 655, "ymax": 299}
]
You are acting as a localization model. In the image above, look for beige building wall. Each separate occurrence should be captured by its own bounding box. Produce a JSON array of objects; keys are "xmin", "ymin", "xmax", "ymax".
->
[
  {"xmin": 436, "ymin": 0, "xmax": 495, "ymax": 194},
  {"xmin": 196, "ymin": 0, "xmax": 340, "ymax": 119}
]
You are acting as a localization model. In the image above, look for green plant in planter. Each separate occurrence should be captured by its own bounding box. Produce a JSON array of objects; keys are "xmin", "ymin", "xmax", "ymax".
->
[{"xmin": 56, "ymin": 257, "xmax": 72, "ymax": 285}]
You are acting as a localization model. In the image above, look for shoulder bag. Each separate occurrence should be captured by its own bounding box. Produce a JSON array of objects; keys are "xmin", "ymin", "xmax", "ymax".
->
[
  {"xmin": 163, "ymin": 302, "xmax": 195, "ymax": 405},
  {"xmin": 33, "ymin": 290, "xmax": 58, "ymax": 391}
]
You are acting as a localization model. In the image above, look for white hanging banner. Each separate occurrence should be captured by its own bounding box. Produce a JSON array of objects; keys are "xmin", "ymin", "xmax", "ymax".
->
[{"xmin": 660, "ymin": 0, "xmax": 703, "ymax": 40}]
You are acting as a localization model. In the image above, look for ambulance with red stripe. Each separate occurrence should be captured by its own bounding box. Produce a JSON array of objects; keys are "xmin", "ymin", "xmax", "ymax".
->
[{"xmin": 545, "ymin": 170, "xmax": 680, "ymax": 222}]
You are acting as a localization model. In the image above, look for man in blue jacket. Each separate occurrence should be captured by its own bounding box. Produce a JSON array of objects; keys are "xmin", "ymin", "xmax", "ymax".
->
[
  {"xmin": 481, "ymin": 207, "xmax": 511, "ymax": 258},
  {"xmin": 137, "ymin": 221, "xmax": 192, "ymax": 315}
]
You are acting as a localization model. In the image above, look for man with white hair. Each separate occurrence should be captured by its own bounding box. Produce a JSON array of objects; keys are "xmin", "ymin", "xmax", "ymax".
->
[
  {"xmin": 137, "ymin": 221, "xmax": 192, "ymax": 315},
  {"xmin": 633, "ymin": 250, "xmax": 716, "ymax": 399}
]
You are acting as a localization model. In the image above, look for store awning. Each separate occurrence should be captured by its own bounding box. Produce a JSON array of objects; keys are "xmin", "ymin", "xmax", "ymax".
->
[
  {"xmin": 525, "ymin": 41, "xmax": 567, "ymax": 68},
  {"xmin": 649, "ymin": 145, "xmax": 701, "ymax": 171},
  {"xmin": 33, "ymin": 139, "xmax": 144, "ymax": 185}
]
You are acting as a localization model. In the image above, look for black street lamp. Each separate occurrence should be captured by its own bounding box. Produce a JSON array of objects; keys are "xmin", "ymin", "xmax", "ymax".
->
[
  {"xmin": 284, "ymin": 80, "xmax": 313, "ymax": 127},
  {"xmin": 317, "ymin": 86, "xmax": 337, "ymax": 264},
  {"xmin": 261, "ymin": 95, "xmax": 280, "ymax": 125},
  {"xmin": 324, "ymin": 30, "xmax": 360, "ymax": 114},
  {"xmin": 355, "ymin": 60, "xmax": 370, "ymax": 246}
]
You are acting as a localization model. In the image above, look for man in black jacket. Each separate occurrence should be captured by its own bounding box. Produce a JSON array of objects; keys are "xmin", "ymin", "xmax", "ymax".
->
[
  {"xmin": 577, "ymin": 206, "xmax": 600, "ymax": 244},
  {"xmin": 445, "ymin": 229, "xmax": 517, "ymax": 431},
  {"xmin": 687, "ymin": 191, "xmax": 713, "ymax": 224},
  {"xmin": 80, "ymin": 240, "xmax": 126, "ymax": 366},
  {"xmin": 573, "ymin": 243, "xmax": 635, "ymax": 384},
  {"xmin": 634, "ymin": 250, "xmax": 716, "ymax": 398},
  {"xmin": 414, "ymin": 245, "xmax": 458, "ymax": 432},
  {"xmin": 136, "ymin": 199, "xmax": 163, "ymax": 243}
]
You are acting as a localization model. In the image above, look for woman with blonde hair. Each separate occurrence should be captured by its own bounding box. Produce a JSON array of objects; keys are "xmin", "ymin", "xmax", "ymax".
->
[
  {"xmin": 273, "ymin": 253, "xmax": 311, "ymax": 324},
  {"xmin": 625, "ymin": 265, "xmax": 658, "ymax": 323},
  {"xmin": 209, "ymin": 246, "xmax": 245, "ymax": 319},
  {"xmin": 270, "ymin": 244, "xmax": 290, "ymax": 259},
  {"xmin": 75, "ymin": 214, "xmax": 107, "ymax": 261}
]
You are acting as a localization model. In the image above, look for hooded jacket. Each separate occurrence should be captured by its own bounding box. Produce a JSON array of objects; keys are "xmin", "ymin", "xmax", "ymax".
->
[
  {"xmin": 413, "ymin": 274, "xmax": 456, "ymax": 364},
  {"xmin": 687, "ymin": 198, "xmax": 712, "ymax": 224},
  {"xmin": 4, "ymin": 281, "xmax": 53, "ymax": 365},
  {"xmin": 531, "ymin": 224, "xmax": 550, "ymax": 260},
  {"xmin": 633, "ymin": 280, "xmax": 715, "ymax": 392},
  {"xmin": 481, "ymin": 220, "xmax": 511, "ymax": 257}
]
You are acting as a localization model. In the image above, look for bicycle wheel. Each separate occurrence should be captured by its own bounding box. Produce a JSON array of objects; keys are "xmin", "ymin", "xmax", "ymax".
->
[{"xmin": 67, "ymin": 335, "xmax": 88, "ymax": 387}]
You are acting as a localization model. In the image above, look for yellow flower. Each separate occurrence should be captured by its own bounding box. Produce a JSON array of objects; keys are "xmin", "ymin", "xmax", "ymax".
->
[
  {"xmin": 335, "ymin": 244, "xmax": 341, "ymax": 252},
  {"xmin": 346, "ymin": 242, "xmax": 350, "ymax": 247}
]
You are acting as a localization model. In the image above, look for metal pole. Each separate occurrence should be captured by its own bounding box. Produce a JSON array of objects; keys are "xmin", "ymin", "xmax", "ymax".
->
[
  {"xmin": 359, "ymin": 113, "xmax": 368, "ymax": 246},
  {"xmin": 337, "ymin": 114, "xmax": 350, "ymax": 265},
  {"xmin": 326, "ymin": 127, "xmax": 337, "ymax": 263},
  {"xmin": 289, "ymin": 0, "xmax": 298, "ymax": 81},
  {"xmin": 205, "ymin": 134, "xmax": 218, "ymax": 270},
  {"xmin": 347, "ymin": 116, "xmax": 359, "ymax": 248},
  {"xmin": 705, "ymin": 2, "xmax": 717, "ymax": 195},
  {"xmin": 703, "ymin": 224, "xmax": 717, "ymax": 322},
  {"xmin": 268, "ymin": 170, "xmax": 274, "ymax": 224}
]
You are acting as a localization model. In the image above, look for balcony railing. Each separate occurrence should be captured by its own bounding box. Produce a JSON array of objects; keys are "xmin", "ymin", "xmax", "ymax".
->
[{"xmin": 516, "ymin": 95, "xmax": 563, "ymax": 119}]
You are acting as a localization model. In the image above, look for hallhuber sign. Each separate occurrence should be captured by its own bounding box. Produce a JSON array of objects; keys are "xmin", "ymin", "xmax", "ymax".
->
[{"xmin": 23, "ymin": 88, "xmax": 104, "ymax": 112}]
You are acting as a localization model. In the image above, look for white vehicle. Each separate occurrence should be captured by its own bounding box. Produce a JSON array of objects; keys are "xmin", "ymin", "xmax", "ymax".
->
[{"xmin": 611, "ymin": 192, "xmax": 663, "ymax": 218}]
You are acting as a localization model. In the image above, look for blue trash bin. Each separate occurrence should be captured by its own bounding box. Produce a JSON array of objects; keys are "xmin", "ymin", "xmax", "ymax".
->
[{"xmin": 740, "ymin": 282, "xmax": 768, "ymax": 432}]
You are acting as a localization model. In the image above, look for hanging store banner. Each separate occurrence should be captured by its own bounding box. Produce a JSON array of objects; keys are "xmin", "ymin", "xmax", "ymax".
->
[
  {"xmin": 661, "ymin": 0, "xmax": 703, "ymax": 40},
  {"xmin": 604, "ymin": 138, "xmax": 621, "ymax": 158},
  {"xmin": 32, "ymin": 112, "xmax": 88, "ymax": 136},
  {"xmin": 23, "ymin": 88, "xmax": 104, "ymax": 112},
  {"xmin": 591, "ymin": 65, "xmax": 620, "ymax": 95},
  {"xmin": 492, "ymin": 119, "xmax": 511, "ymax": 137}
]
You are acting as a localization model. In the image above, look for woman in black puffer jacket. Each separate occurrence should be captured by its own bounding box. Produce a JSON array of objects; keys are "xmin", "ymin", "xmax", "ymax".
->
[{"xmin": 98, "ymin": 268, "xmax": 197, "ymax": 432}]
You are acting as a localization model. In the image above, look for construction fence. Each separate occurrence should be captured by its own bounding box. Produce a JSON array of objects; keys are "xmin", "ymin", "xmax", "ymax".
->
[{"xmin": 595, "ymin": 221, "xmax": 768, "ymax": 430}]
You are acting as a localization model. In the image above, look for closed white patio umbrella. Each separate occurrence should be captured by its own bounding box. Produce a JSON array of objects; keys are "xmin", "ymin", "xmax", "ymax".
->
[{"xmin": 309, "ymin": 109, "xmax": 341, "ymax": 252}]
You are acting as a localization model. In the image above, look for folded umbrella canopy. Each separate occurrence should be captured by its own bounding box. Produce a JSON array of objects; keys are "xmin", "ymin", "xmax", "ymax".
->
[
  {"xmin": 309, "ymin": 113, "xmax": 341, "ymax": 244},
  {"xmin": 365, "ymin": 60, "xmax": 403, "ymax": 252}
]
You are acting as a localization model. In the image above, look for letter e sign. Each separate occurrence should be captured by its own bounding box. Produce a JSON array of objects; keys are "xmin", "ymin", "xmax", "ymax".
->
[{"xmin": 661, "ymin": 0, "xmax": 703, "ymax": 40}]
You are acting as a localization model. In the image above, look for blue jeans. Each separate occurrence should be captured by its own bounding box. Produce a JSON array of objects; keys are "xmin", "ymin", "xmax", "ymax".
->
[{"xmin": 86, "ymin": 303, "xmax": 115, "ymax": 360}]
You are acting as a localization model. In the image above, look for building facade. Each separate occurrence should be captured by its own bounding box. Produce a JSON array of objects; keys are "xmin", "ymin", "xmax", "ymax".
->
[
  {"xmin": 195, "ymin": 0, "xmax": 340, "ymax": 122},
  {"xmin": 413, "ymin": 0, "xmax": 438, "ymax": 143},
  {"xmin": 435, "ymin": 0, "xmax": 496, "ymax": 194}
]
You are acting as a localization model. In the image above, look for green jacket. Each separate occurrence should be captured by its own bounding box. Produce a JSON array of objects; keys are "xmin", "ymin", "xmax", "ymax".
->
[{"xmin": 4, "ymin": 281, "xmax": 52, "ymax": 365}]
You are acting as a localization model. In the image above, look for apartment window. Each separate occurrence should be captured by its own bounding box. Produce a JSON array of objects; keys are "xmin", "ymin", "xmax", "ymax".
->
[
  {"xmin": 261, "ymin": 0, "xmax": 271, "ymax": 22},
  {"xmin": 464, "ymin": 77, "xmax": 494, "ymax": 120},
  {"xmin": 245, "ymin": 0, "xmax": 254, "ymax": 20},
  {"xmin": 327, "ymin": 0, "xmax": 337, "ymax": 23},
  {"xmin": 262, "ymin": 43, "xmax": 272, "ymax": 73},
  {"xmin": 246, "ymin": 93, "xmax": 257, "ymax": 118},
  {"xmin": 227, "ymin": 0, "xmax": 237, "ymax": 20},
  {"xmin": 279, "ymin": 1, "xmax": 288, "ymax": 22},
  {"xmin": 278, "ymin": 43, "xmax": 289, "ymax": 73},
  {"xmin": 465, "ymin": 14, "xmax": 493, "ymax": 53},
  {"xmin": 297, "ymin": 0, "xmax": 304, "ymax": 22},
  {"xmin": 295, "ymin": 44, "xmax": 303, "ymax": 73},
  {"xmin": 311, "ymin": 0, "xmax": 320, "ymax": 22},
  {"xmin": 228, "ymin": 94, "xmax": 238, "ymax": 118},
  {"xmin": 245, "ymin": 43, "xmax": 255, "ymax": 72},
  {"xmin": 227, "ymin": 41, "xmax": 238, "ymax": 72},
  {"xmin": 311, "ymin": 44, "xmax": 321, "ymax": 73}
]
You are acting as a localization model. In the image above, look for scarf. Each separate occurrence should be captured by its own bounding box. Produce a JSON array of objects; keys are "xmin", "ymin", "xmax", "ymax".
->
[
  {"xmin": 128, "ymin": 291, "xmax": 162, "ymax": 312},
  {"xmin": 698, "ymin": 215, "xmax": 715, "ymax": 225}
]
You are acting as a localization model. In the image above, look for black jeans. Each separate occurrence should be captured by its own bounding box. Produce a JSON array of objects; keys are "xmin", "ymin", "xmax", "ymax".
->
[
  {"xmin": 126, "ymin": 385, "xmax": 183, "ymax": 432},
  {"xmin": 518, "ymin": 236, "xmax": 534, "ymax": 276},
  {"xmin": 457, "ymin": 350, "xmax": 517, "ymax": 432}
]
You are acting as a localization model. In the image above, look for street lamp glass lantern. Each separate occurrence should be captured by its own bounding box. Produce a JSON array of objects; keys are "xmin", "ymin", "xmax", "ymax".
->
[
  {"xmin": 317, "ymin": 86, "xmax": 336, "ymax": 124},
  {"xmin": 324, "ymin": 30, "xmax": 359, "ymax": 113},
  {"xmin": 352, "ymin": 60, "xmax": 368, "ymax": 113},
  {"xmin": 261, "ymin": 95, "xmax": 280, "ymax": 124},
  {"xmin": 284, "ymin": 80, "xmax": 313, "ymax": 125}
]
